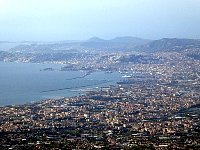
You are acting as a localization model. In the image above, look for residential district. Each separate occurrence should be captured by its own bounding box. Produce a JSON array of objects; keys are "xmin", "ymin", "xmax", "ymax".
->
[{"xmin": 0, "ymin": 51, "xmax": 200, "ymax": 149}]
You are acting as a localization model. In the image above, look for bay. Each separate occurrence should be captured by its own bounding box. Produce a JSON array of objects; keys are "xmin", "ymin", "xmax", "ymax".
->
[{"xmin": 0, "ymin": 61, "xmax": 122, "ymax": 106}]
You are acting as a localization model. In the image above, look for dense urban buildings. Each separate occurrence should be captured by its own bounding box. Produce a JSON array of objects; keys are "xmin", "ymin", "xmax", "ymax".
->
[
  {"xmin": 0, "ymin": 47, "xmax": 200, "ymax": 149},
  {"xmin": 1, "ymin": 0, "xmax": 200, "ymax": 149}
]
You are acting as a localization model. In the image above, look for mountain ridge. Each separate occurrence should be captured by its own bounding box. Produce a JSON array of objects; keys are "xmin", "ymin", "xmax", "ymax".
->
[
  {"xmin": 138, "ymin": 38, "xmax": 200, "ymax": 52},
  {"xmin": 5, "ymin": 37, "xmax": 200, "ymax": 53}
]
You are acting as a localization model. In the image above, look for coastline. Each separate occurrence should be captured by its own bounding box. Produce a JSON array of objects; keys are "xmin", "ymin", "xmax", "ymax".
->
[{"xmin": 0, "ymin": 61, "xmax": 121, "ymax": 106}]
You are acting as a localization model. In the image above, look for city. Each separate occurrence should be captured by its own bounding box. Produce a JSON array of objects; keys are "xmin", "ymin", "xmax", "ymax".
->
[
  {"xmin": 0, "ymin": 50, "xmax": 200, "ymax": 149},
  {"xmin": 0, "ymin": 0, "xmax": 200, "ymax": 149}
]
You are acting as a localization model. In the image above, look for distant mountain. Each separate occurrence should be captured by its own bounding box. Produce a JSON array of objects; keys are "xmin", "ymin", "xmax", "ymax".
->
[
  {"xmin": 9, "ymin": 37, "xmax": 200, "ymax": 53},
  {"xmin": 110, "ymin": 36, "xmax": 149, "ymax": 44},
  {"xmin": 87, "ymin": 37, "xmax": 106, "ymax": 42},
  {"xmin": 81, "ymin": 36, "xmax": 151, "ymax": 50},
  {"xmin": 10, "ymin": 36, "xmax": 151, "ymax": 52},
  {"xmin": 138, "ymin": 38, "xmax": 200, "ymax": 52}
]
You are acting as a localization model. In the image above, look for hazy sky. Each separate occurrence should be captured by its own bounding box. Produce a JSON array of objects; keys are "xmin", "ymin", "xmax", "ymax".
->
[{"xmin": 0, "ymin": 0, "xmax": 200, "ymax": 41}]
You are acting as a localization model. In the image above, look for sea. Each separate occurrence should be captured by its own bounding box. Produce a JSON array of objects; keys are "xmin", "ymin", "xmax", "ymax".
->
[{"xmin": 0, "ymin": 61, "xmax": 122, "ymax": 106}]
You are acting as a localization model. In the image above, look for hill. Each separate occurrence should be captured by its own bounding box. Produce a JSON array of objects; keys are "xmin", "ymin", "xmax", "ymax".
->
[
  {"xmin": 138, "ymin": 38, "xmax": 200, "ymax": 52},
  {"xmin": 80, "ymin": 36, "xmax": 150, "ymax": 50},
  {"xmin": 10, "ymin": 36, "xmax": 151, "ymax": 52}
]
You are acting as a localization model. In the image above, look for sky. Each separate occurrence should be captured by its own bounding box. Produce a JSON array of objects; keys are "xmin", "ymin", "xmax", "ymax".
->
[{"xmin": 0, "ymin": 0, "xmax": 200, "ymax": 41}]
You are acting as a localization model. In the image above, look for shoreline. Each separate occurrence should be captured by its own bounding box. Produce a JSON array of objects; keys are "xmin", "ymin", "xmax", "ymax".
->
[
  {"xmin": 0, "ymin": 80, "xmax": 113, "ymax": 107},
  {"xmin": 0, "ymin": 61, "xmax": 121, "ymax": 107}
]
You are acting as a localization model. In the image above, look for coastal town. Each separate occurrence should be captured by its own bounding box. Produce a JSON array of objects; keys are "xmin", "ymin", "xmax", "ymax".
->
[
  {"xmin": 0, "ymin": 50, "xmax": 200, "ymax": 149},
  {"xmin": 1, "ymin": 0, "xmax": 200, "ymax": 149}
]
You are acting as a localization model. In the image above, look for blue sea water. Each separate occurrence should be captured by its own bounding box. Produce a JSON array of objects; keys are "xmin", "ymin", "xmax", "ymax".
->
[{"xmin": 0, "ymin": 61, "xmax": 121, "ymax": 106}]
